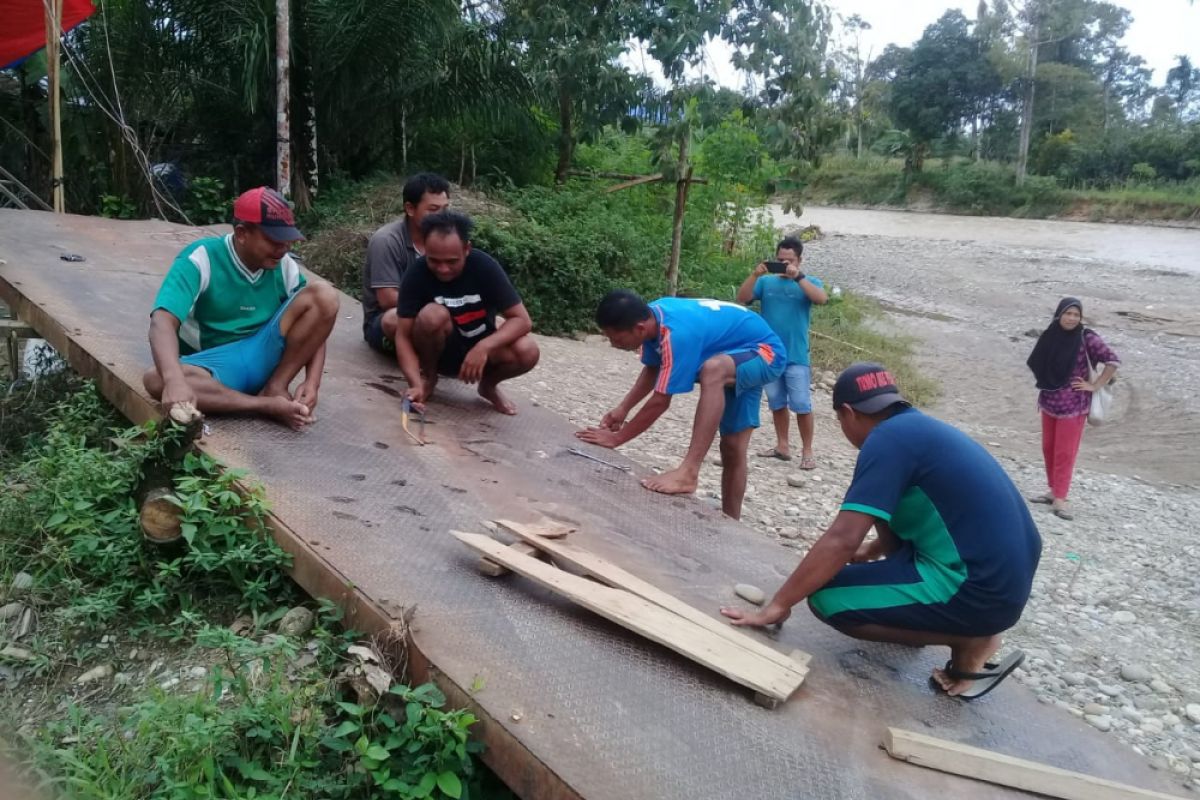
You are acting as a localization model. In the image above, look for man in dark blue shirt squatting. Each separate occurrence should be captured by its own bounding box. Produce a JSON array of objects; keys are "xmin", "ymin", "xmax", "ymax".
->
[{"xmin": 722, "ymin": 363, "xmax": 1043, "ymax": 700}]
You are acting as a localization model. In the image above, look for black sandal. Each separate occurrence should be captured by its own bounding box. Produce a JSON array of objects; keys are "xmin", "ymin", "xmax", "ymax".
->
[{"xmin": 929, "ymin": 650, "xmax": 1026, "ymax": 701}]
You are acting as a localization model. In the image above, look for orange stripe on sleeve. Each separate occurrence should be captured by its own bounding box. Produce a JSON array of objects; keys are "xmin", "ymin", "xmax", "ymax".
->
[
  {"xmin": 654, "ymin": 326, "xmax": 673, "ymax": 394},
  {"xmin": 758, "ymin": 343, "xmax": 775, "ymax": 364}
]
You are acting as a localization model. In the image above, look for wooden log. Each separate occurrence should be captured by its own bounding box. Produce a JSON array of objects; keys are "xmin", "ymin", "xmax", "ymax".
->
[
  {"xmin": 452, "ymin": 531, "xmax": 805, "ymax": 702},
  {"xmin": 140, "ymin": 486, "xmax": 183, "ymax": 543},
  {"xmin": 883, "ymin": 727, "xmax": 1186, "ymax": 800}
]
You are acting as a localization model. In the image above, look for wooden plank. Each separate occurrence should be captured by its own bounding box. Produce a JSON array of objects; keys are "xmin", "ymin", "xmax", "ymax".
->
[
  {"xmin": 604, "ymin": 173, "xmax": 665, "ymax": 193},
  {"xmin": 883, "ymin": 728, "xmax": 1186, "ymax": 800},
  {"xmin": 452, "ymin": 531, "xmax": 804, "ymax": 702},
  {"xmin": 494, "ymin": 520, "xmax": 810, "ymax": 680},
  {"xmin": 478, "ymin": 541, "xmax": 545, "ymax": 577}
]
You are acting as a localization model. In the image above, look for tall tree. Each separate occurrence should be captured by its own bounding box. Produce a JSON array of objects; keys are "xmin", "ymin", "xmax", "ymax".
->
[
  {"xmin": 725, "ymin": 0, "xmax": 839, "ymax": 168},
  {"xmin": 497, "ymin": 0, "xmax": 643, "ymax": 184},
  {"xmin": 1165, "ymin": 55, "xmax": 1200, "ymax": 121},
  {"xmin": 836, "ymin": 13, "xmax": 873, "ymax": 158},
  {"xmin": 887, "ymin": 10, "xmax": 998, "ymax": 172}
]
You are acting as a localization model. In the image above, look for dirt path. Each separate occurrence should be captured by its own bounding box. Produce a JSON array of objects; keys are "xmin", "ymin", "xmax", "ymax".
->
[{"xmin": 774, "ymin": 205, "xmax": 1200, "ymax": 489}]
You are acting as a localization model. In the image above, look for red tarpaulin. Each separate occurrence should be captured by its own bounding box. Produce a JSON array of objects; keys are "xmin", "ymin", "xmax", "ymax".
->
[{"xmin": 1, "ymin": 0, "xmax": 96, "ymax": 70}]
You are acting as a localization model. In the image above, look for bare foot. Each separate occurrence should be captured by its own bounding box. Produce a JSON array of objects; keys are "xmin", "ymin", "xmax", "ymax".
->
[
  {"xmin": 261, "ymin": 396, "xmax": 314, "ymax": 430},
  {"xmin": 478, "ymin": 381, "xmax": 517, "ymax": 415},
  {"xmin": 641, "ymin": 466, "xmax": 699, "ymax": 496},
  {"xmin": 931, "ymin": 634, "xmax": 1002, "ymax": 696}
]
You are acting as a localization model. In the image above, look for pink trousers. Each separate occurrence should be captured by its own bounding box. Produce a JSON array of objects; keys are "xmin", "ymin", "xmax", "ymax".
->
[{"xmin": 1041, "ymin": 411, "xmax": 1087, "ymax": 500}]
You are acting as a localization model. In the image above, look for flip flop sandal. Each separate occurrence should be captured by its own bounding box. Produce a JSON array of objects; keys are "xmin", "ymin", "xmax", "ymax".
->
[
  {"xmin": 929, "ymin": 650, "xmax": 1025, "ymax": 701},
  {"xmin": 757, "ymin": 448, "xmax": 793, "ymax": 461},
  {"xmin": 800, "ymin": 456, "xmax": 817, "ymax": 470},
  {"xmin": 1053, "ymin": 507, "xmax": 1074, "ymax": 521},
  {"xmin": 1026, "ymin": 494, "xmax": 1054, "ymax": 505}
]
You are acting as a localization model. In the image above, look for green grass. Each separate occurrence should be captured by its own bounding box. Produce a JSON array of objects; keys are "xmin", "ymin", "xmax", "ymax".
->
[
  {"xmin": 809, "ymin": 292, "xmax": 937, "ymax": 407},
  {"xmin": 802, "ymin": 155, "xmax": 1200, "ymax": 223}
]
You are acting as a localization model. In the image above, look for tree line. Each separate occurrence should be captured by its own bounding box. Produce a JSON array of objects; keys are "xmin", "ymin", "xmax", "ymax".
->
[{"xmin": 0, "ymin": 0, "xmax": 1196, "ymax": 221}]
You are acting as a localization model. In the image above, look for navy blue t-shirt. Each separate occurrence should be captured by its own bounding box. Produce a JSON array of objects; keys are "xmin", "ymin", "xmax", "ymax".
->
[{"xmin": 842, "ymin": 408, "xmax": 1042, "ymax": 608}]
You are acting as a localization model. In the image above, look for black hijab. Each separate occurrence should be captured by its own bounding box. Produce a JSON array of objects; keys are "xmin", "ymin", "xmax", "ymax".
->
[{"xmin": 1027, "ymin": 297, "xmax": 1085, "ymax": 390}]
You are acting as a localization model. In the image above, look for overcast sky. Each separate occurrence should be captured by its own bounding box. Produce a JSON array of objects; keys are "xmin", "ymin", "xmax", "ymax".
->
[{"xmin": 623, "ymin": 1, "xmax": 1200, "ymax": 90}]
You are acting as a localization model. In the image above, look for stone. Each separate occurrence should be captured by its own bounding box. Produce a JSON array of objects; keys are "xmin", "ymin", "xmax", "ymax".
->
[
  {"xmin": 1062, "ymin": 672, "xmax": 1088, "ymax": 687},
  {"xmin": 734, "ymin": 584, "xmax": 766, "ymax": 606},
  {"xmin": 1085, "ymin": 714, "xmax": 1112, "ymax": 732},
  {"xmin": 779, "ymin": 529, "xmax": 802, "ymax": 540},
  {"xmin": 1083, "ymin": 702, "xmax": 1109, "ymax": 716},
  {"xmin": 1163, "ymin": 713, "xmax": 1181, "ymax": 726},
  {"xmin": 1186, "ymin": 704, "xmax": 1200, "ymax": 724},
  {"xmin": 1099, "ymin": 684, "xmax": 1125, "ymax": 698},
  {"xmin": 1120, "ymin": 707, "xmax": 1143, "ymax": 724},
  {"xmin": 277, "ymin": 607, "xmax": 315, "ymax": 637},
  {"xmin": 9, "ymin": 572, "xmax": 33, "ymax": 595},
  {"xmin": 75, "ymin": 665, "xmax": 114, "ymax": 685},
  {"xmin": 1150, "ymin": 678, "xmax": 1173, "ymax": 695},
  {"xmin": 786, "ymin": 475, "xmax": 806, "ymax": 488},
  {"xmin": 1133, "ymin": 694, "xmax": 1167, "ymax": 711},
  {"xmin": 1141, "ymin": 719, "xmax": 1165, "ymax": 734},
  {"xmin": 1112, "ymin": 610, "xmax": 1137, "ymax": 625},
  {"xmin": 0, "ymin": 602, "xmax": 23, "ymax": 621},
  {"xmin": 1120, "ymin": 664, "xmax": 1152, "ymax": 683}
]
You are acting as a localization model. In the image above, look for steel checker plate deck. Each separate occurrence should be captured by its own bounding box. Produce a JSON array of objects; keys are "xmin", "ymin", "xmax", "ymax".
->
[{"xmin": 0, "ymin": 210, "xmax": 1184, "ymax": 800}]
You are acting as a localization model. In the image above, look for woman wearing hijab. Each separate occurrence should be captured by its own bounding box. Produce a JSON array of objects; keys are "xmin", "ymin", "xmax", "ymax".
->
[{"xmin": 1026, "ymin": 298, "xmax": 1119, "ymax": 520}]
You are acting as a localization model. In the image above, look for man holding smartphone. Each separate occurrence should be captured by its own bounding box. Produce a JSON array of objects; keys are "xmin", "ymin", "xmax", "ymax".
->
[{"xmin": 736, "ymin": 236, "xmax": 828, "ymax": 468}]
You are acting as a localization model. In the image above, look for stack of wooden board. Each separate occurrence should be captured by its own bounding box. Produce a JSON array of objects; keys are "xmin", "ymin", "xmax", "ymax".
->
[{"xmin": 452, "ymin": 519, "xmax": 809, "ymax": 706}]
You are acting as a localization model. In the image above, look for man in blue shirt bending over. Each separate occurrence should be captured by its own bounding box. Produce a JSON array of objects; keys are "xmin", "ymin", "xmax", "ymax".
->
[
  {"xmin": 577, "ymin": 290, "xmax": 785, "ymax": 520},
  {"xmin": 722, "ymin": 363, "xmax": 1042, "ymax": 700}
]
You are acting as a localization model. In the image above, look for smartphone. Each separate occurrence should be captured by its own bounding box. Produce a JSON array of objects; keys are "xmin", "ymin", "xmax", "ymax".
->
[{"xmin": 765, "ymin": 260, "xmax": 787, "ymax": 274}]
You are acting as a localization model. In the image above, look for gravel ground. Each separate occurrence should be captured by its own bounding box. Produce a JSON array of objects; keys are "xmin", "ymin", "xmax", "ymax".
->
[{"xmin": 510, "ymin": 209, "xmax": 1200, "ymax": 786}]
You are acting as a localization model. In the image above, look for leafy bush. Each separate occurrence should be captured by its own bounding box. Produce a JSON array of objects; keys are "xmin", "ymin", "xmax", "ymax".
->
[
  {"xmin": 184, "ymin": 177, "xmax": 230, "ymax": 225},
  {"xmin": 29, "ymin": 619, "xmax": 497, "ymax": 799},
  {"xmin": 0, "ymin": 384, "xmax": 292, "ymax": 636}
]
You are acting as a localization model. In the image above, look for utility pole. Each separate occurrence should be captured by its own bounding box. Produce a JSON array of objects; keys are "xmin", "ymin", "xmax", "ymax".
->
[
  {"xmin": 44, "ymin": 0, "xmax": 65, "ymax": 213},
  {"xmin": 276, "ymin": 0, "xmax": 291, "ymax": 199}
]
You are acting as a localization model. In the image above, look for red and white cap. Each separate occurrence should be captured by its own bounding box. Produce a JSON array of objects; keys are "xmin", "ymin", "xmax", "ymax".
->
[{"xmin": 232, "ymin": 186, "xmax": 304, "ymax": 242}]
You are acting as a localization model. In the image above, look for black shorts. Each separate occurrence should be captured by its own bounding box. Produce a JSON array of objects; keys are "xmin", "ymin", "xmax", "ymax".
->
[
  {"xmin": 363, "ymin": 312, "xmax": 394, "ymax": 355},
  {"xmin": 436, "ymin": 331, "xmax": 476, "ymax": 376}
]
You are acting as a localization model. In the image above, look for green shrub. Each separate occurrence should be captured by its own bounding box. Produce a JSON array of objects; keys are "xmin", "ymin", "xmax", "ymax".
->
[
  {"xmin": 0, "ymin": 384, "xmax": 292, "ymax": 636},
  {"xmin": 29, "ymin": 618, "xmax": 496, "ymax": 799}
]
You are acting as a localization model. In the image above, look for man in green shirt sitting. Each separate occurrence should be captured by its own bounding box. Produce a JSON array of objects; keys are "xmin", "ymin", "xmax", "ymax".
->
[{"xmin": 142, "ymin": 187, "xmax": 339, "ymax": 429}]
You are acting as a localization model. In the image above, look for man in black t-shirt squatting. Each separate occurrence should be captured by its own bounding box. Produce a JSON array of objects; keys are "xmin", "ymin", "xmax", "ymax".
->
[{"xmin": 395, "ymin": 211, "xmax": 539, "ymax": 415}]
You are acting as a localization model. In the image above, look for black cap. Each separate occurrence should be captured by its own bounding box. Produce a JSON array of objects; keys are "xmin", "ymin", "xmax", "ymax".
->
[{"xmin": 832, "ymin": 362, "xmax": 911, "ymax": 414}]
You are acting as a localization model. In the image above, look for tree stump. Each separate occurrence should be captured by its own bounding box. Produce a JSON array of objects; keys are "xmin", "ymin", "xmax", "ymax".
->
[
  {"xmin": 137, "ymin": 402, "xmax": 204, "ymax": 547},
  {"xmin": 140, "ymin": 486, "xmax": 183, "ymax": 544}
]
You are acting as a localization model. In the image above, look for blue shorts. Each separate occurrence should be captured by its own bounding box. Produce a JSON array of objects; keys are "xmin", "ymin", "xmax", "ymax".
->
[
  {"xmin": 181, "ymin": 294, "xmax": 296, "ymax": 395},
  {"xmin": 363, "ymin": 311, "xmax": 395, "ymax": 355},
  {"xmin": 719, "ymin": 351, "xmax": 787, "ymax": 436},
  {"xmin": 764, "ymin": 363, "xmax": 813, "ymax": 414},
  {"xmin": 807, "ymin": 542, "xmax": 1029, "ymax": 638}
]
